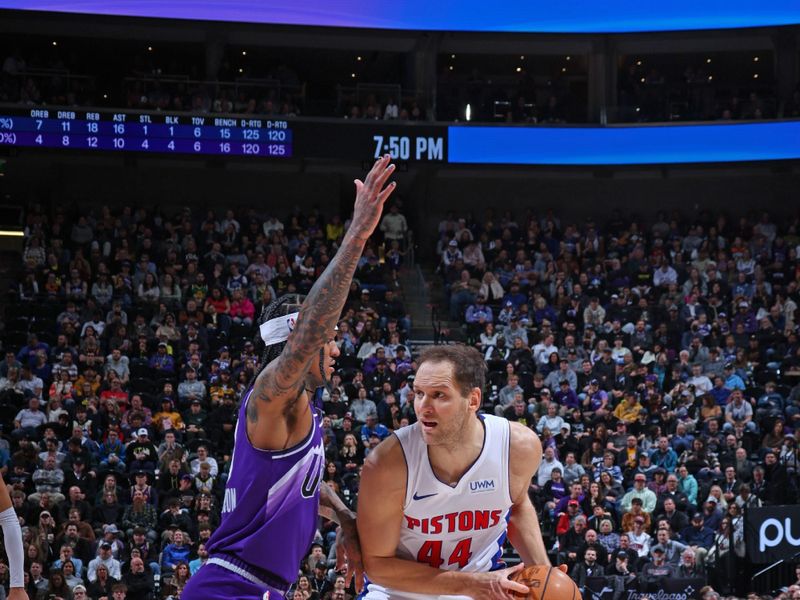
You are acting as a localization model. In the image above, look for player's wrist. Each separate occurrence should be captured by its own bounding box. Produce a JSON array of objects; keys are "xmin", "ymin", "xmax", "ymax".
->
[
  {"xmin": 346, "ymin": 229, "xmax": 372, "ymax": 244},
  {"xmin": 336, "ymin": 507, "xmax": 357, "ymax": 523},
  {"xmin": 457, "ymin": 571, "xmax": 485, "ymax": 595}
]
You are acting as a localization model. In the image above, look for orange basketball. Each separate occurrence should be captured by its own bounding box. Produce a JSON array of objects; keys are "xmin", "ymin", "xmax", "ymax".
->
[{"xmin": 509, "ymin": 565, "xmax": 582, "ymax": 600}]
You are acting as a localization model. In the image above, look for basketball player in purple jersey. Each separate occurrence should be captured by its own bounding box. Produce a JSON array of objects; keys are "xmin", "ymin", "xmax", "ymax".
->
[{"xmin": 182, "ymin": 155, "xmax": 397, "ymax": 600}]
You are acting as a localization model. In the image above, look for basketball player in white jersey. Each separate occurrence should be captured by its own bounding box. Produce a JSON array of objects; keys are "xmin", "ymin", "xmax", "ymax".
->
[
  {"xmin": 0, "ymin": 477, "xmax": 28, "ymax": 599},
  {"xmin": 358, "ymin": 345, "xmax": 560, "ymax": 600}
]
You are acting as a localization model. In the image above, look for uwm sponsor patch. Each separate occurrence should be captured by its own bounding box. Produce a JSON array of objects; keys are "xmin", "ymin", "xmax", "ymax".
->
[{"xmin": 469, "ymin": 478, "xmax": 496, "ymax": 493}]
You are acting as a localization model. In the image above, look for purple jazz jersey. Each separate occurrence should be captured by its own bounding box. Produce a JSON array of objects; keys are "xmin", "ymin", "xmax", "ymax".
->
[
  {"xmin": 206, "ymin": 386, "xmax": 325, "ymax": 585},
  {"xmin": 181, "ymin": 562, "xmax": 287, "ymax": 600}
]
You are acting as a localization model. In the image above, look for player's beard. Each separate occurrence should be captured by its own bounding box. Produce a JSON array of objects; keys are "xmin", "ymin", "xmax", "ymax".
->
[{"xmin": 423, "ymin": 398, "xmax": 473, "ymax": 450}]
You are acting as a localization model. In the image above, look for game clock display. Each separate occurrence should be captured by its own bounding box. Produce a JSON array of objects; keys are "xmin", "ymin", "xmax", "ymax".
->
[{"xmin": 290, "ymin": 120, "xmax": 446, "ymax": 163}]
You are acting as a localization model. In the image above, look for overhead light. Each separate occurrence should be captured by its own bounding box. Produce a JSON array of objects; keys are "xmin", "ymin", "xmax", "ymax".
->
[
  {"xmin": 357, "ymin": 56, "xmax": 362, "ymax": 61},
  {"xmin": 636, "ymin": 60, "xmax": 642, "ymax": 66},
  {"xmin": 241, "ymin": 51, "xmax": 247, "ymax": 56},
  {"xmin": 706, "ymin": 58, "xmax": 711, "ymax": 64},
  {"xmin": 451, "ymin": 54, "xmax": 456, "ymax": 59},
  {"xmin": 52, "ymin": 41, "xmax": 57, "ymax": 46},
  {"xmin": 520, "ymin": 55, "xmax": 525, "ymax": 60},
  {"xmin": 640, "ymin": 77, "xmax": 645, "ymax": 83},
  {"xmin": 708, "ymin": 75, "xmax": 713, "ymax": 81},
  {"xmin": 465, "ymin": 103, "xmax": 471, "ymax": 121},
  {"xmin": 0, "ymin": 230, "xmax": 24, "ymax": 237},
  {"xmin": 754, "ymin": 56, "xmax": 759, "ymax": 62},
  {"xmin": 753, "ymin": 73, "xmax": 759, "ymax": 79},
  {"xmin": 147, "ymin": 46, "xmax": 153, "ymax": 52},
  {"xmin": 516, "ymin": 67, "xmax": 522, "ymax": 73},
  {"xmin": 238, "ymin": 68, "xmax": 243, "ymax": 73},
  {"xmin": 103, "ymin": 93, "xmax": 108, "ymax": 99},
  {"xmin": 635, "ymin": 107, "xmax": 640, "ymax": 112},
  {"xmin": 449, "ymin": 65, "xmax": 454, "ymax": 71},
  {"xmin": 566, "ymin": 56, "xmax": 571, "ymax": 61},
  {"xmin": 351, "ymin": 73, "xmax": 356, "ymax": 78},
  {"xmin": 562, "ymin": 67, "xmax": 567, "ymax": 72}
]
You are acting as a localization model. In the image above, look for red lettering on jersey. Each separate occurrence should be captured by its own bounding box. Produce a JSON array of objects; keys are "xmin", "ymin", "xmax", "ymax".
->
[
  {"xmin": 490, "ymin": 510, "xmax": 502, "ymax": 527},
  {"xmin": 444, "ymin": 512, "xmax": 458, "ymax": 532},
  {"xmin": 430, "ymin": 515, "xmax": 443, "ymax": 535},
  {"xmin": 448, "ymin": 538, "xmax": 473, "ymax": 568},
  {"xmin": 405, "ymin": 510, "xmax": 504, "ymax": 533},
  {"xmin": 417, "ymin": 539, "xmax": 473, "ymax": 569},
  {"xmin": 417, "ymin": 540, "xmax": 444, "ymax": 568}
]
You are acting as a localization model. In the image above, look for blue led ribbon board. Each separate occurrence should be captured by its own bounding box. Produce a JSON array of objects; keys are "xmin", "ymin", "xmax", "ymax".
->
[
  {"xmin": 1, "ymin": 0, "xmax": 799, "ymax": 33},
  {"xmin": 447, "ymin": 121, "xmax": 800, "ymax": 166}
]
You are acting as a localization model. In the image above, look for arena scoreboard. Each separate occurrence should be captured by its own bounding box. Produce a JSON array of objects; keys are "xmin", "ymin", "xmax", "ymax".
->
[
  {"xmin": 2, "ymin": 105, "xmax": 799, "ymax": 165},
  {"xmin": 0, "ymin": 106, "xmax": 447, "ymax": 162}
]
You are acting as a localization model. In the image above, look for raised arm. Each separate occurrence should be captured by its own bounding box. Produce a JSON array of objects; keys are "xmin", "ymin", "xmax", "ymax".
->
[{"xmin": 253, "ymin": 156, "xmax": 396, "ymax": 408}]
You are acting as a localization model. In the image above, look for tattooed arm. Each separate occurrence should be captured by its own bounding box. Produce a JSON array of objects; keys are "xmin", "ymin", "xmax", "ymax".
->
[{"xmin": 248, "ymin": 156, "xmax": 397, "ymax": 429}]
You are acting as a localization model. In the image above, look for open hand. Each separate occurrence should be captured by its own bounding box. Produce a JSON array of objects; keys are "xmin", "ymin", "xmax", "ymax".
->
[
  {"xmin": 350, "ymin": 155, "xmax": 396, "ymax": 240},
  {"xmin": 467, "ymin": 563, "xmax": 530, "ymax": 600}
]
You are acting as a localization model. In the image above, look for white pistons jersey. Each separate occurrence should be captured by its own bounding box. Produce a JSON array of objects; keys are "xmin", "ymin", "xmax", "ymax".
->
[{"xmin": 364, "ymin": 414, "xmax": 513, "ymax": 600}]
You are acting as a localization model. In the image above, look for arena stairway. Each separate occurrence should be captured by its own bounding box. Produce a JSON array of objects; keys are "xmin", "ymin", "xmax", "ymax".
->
[{"xmin": 398, "ymin": 264, "xmax": 466, "ymax": 352}]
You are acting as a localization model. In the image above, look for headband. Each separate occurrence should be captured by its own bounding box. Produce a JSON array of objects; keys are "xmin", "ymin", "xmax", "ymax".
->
[{"xmin": 259, "ymin": 312, "xmax": 299, "ymax": 346}]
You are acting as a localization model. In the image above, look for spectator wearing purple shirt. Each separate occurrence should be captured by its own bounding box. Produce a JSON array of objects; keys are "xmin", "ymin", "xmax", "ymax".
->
[{"xmin": 555, "ymin": 380, "xmax": 580, "ymax": 410}]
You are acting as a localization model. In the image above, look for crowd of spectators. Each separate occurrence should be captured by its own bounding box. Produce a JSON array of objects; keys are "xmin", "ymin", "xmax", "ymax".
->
[
  {"xmin": 3, "ymin": 196, "xmax": 800, "ymax": 599},
  {"xmin": 438, "ymin": 207, "xmax": 800, "ymax": 598},
  {"xmin": 6, "ymin": 43, "xmax": 799, "ymax": 127},
  {"xmin": 1, "ymin": 45, "xmax": 425, "ymax": 123},
  {"xmin": 617, "ymin": 59, "xmax": 800, "ymax": 123},
  {"xmin": 0, "ymin": 200, "xmax": 411, "ymax": 600},
  {"xmin": 342, "ymin": 94, "xmax": 427, "ymax": 122},
  {"xmin": 0, "ymin": 46, "xmax": 304, "ymax": 119}
]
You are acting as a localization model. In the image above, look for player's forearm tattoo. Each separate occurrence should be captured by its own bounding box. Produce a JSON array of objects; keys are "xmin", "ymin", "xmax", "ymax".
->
[{"xmin": 257, "ymin": 231, "xmax": 366, "ymax": 402}]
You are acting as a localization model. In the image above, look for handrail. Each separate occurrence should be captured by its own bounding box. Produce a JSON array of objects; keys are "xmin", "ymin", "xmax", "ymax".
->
[
  {"xmin": 124, "ymin": 73, "xmax": 191, "ymax": 82},
  {"xmin": 0, "ymin": 101, "xmax": 795, "ymax": 128},
  {"xmin": 122, "ymin": 75, "xmax": 287, "ymax": 87},
  {"xmin": 17, "ymin": 69, "xmax": 94, "ymax": 82},
  {"xmin": 121, "ymin": 75, "xmax": 306, "ymax": 100},
  {"xmin": 406, "ymin": 230, "xmax": 415, "ymax": 267},
  {"xmin": 122, "ymin": 75, "xmax": 301, "ymax": 88}
]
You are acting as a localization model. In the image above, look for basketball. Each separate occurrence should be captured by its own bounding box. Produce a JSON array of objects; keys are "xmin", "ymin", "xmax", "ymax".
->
[{"xmin": 509, "ymin": 565, "xmax": 582, "ymax": 600}]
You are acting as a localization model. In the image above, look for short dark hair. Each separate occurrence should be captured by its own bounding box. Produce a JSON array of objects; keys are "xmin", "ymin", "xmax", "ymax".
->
[{"xmin": 417, "ymin": 345, "xmax": 487, "ymax": 397}]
